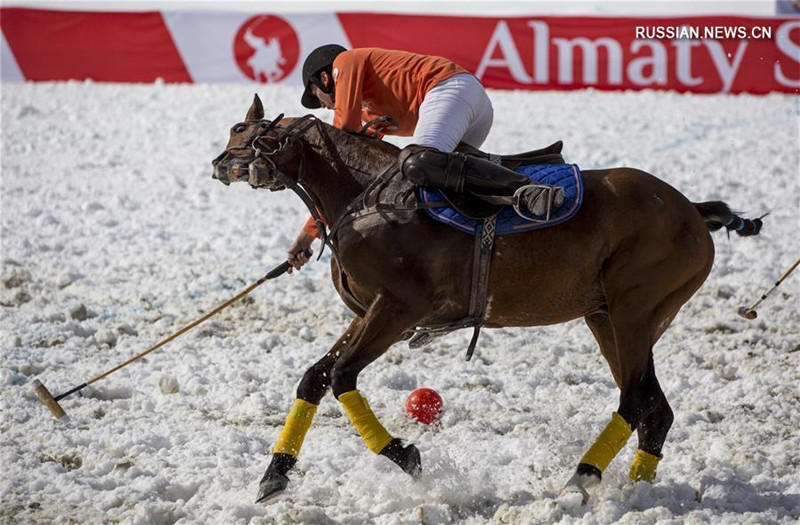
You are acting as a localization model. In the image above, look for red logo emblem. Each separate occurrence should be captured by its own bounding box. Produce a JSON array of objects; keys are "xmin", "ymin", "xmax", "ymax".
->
[{"xmin": 234, "ymin": 15, "xmax": 300, "ymax": 83}]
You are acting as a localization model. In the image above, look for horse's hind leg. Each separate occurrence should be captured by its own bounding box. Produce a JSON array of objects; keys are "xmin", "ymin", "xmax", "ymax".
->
[
  {"xmin": 584, "ymin": 311, "xmax": 675, "ymax": 481},
  {"xmin": 629, "ymin": 371, "xmax": 673, "ymax": 482},
  {"xmin": 256, "ymin": 316, "xmax": 365, "ymax": 503},
  {"xmin": 562, "ymin": 312, "xmax": 630, "ymax": 501},
  {"xmin": 562, "ymin": 311, "xmax": 672, "ymax": 502},
  {"xmin": 628, "ymin": 312, "xmax": 679, "ymax": 482}
]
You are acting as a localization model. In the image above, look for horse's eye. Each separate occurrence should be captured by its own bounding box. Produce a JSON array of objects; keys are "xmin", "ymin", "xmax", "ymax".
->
[
  {"xmin": 260, "ymin": 123, "xmax": 268, "ymax": 129},
  {"xmin": 234, "ymin": 124, "xmax": 247, "ymax": 133}
]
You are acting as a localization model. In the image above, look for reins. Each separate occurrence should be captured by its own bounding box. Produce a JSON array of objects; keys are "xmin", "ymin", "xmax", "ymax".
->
[
  {"xmin": 248, "ymin": 114, "xmax": 448, "ymax": 255},
  {"xmin": 243, "ymin": 114, "xmax": 484, "ymax": 356}
]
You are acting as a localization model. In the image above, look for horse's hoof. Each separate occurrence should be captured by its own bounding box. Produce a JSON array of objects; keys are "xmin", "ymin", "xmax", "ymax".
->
[
  {"xmin": 403, "ymin": 444, "xmax": 422, "ymax": 479},
  {"xmin": 408, "ymin": 332, "xmax": 439, "ymax": 349},
  {"xmin": 380, "ymin": 438, "xmax": 422, "ymax": 478},
  {"xmin": 559, "ymin": 482, "xmax": 590, "ymax": 505},
  {"xmin": 559, "ymin": 468, "xmax": 601, "ymax": 505},
  {"xmin": 255, "ymin": 473, "xmax": 289, "ymax": 504}
]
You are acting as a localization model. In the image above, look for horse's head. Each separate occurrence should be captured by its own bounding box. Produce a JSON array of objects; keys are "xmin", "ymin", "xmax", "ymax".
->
[{"xmin": 211, "ymin": 94, "xmax": 306, "ymax": 191}]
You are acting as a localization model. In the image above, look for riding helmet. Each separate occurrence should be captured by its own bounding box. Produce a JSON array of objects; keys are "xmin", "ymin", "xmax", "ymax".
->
[{"xmin": 301, "ymin": 44, "xmax": 347, "ymax": 109}]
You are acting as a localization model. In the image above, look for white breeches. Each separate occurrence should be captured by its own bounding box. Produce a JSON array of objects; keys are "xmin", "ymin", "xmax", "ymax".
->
[{"xmin": 414, "ymin": 73, "xmax": 494, "ymax": 152}]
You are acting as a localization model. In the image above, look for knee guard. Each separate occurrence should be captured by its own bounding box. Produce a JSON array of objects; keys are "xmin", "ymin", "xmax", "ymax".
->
[
  {"xmin": 398, "ymin": 146, "xmax": 531, "ymax": 195},
  {"xmin": 398, "ymin": 146, "xmax": 467, "ymax": 192}
]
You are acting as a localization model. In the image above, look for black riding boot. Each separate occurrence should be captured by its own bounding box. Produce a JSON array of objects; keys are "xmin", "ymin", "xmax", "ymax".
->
[{"xmin": 398, "ymin": 146, "xmax": 564, "ymax": 217}]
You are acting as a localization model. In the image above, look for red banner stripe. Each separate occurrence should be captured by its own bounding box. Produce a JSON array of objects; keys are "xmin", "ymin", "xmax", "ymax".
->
[
  {"xmin": 0, "ymin": 8, "xmax": 191, "ymax": 82},
  {"xmin": 338, "ymin": 13, "xmax": 800, "ymax": 95},
  {"xmin": 2, "ymin": 8, "xmax": 797, "ymax": 94}
]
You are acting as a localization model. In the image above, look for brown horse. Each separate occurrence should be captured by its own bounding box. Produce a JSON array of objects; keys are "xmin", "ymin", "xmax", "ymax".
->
[{"xmin": 211, "ymin": 95, "xmax": 762, "ymax": 504}]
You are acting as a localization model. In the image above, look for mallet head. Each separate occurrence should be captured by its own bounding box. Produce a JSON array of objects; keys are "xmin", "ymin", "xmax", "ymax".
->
[
  {"xmin": 32, "ymin": 379, "xmax": 69, "ymax": 421},
  {"xmin": 737, "ymin": 306, "xmax": 758, "ymax": 320}
]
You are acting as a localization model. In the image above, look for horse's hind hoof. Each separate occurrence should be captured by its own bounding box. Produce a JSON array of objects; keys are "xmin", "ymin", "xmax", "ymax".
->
[
  {"xmin": 380, "ymin": 438, "xmax": 422, "ymax": 478},
  {"xmin": 255, "ymin": 473, "xmax": 289, "ymax": 504}
]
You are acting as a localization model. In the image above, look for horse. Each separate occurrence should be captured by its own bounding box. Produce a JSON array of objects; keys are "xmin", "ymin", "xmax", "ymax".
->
[{"xmin": 211, "ymin": 95, "xmax": 763, "ymax": 504}]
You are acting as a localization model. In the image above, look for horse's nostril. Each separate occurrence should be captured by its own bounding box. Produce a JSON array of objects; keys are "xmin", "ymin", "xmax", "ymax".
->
[{"xmin": 211, "ymin": 151, "xmax": 227, "ymax": 167}]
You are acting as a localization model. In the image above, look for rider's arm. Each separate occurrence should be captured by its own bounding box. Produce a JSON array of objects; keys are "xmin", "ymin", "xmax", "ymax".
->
[
  {"xmin": 301, "ymin": 216, "xmax": 322, "ymax": 239},
  {"xmin": 287, "ymin": 216, "xmax": 325, "ymax": 272},
  {"xmin": 332, "ymin": 52, "xmax": 367, "ymax": 132}
]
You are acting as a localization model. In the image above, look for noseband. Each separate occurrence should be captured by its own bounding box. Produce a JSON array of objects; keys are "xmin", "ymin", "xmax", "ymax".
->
[{"xmin": 232, "ymin": 113, "xmax": 331, "ymax": 258}]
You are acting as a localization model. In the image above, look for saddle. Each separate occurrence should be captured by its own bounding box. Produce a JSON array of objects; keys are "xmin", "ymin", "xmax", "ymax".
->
[
  {"xmin": 455, "ymin": 140, "xmax": 565, "ymax": 168},
  {"xmin": 446, "ymin": 140, "xmax": 566, "ymax": 219}
]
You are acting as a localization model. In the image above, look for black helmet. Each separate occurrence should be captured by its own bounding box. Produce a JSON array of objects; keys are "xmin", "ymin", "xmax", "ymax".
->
[{"xmin": 301, "ymin": 44, "xmax": 347, "ymax": 109}]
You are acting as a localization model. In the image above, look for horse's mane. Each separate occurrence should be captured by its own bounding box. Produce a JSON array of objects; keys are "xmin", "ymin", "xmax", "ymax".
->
[{"xmin": 297, "ymin": 118, "xmax": 401, "ymax": 179}]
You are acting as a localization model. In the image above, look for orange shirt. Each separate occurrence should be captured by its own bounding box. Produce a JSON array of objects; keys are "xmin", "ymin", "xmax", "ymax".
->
[
  {"xmin": 331, "ymin": 48, "xmax": 470, "ymax": 136},
  {"xmin": 302, "ymin": 213, "xmax": 326, "ymax": 238},
  {"xmin": 302, "ymin": 48, "xmax": 470, "ymax": 238}
]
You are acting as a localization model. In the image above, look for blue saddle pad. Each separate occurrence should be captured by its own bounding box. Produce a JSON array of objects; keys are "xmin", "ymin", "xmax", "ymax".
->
[{"xmin": 418, "ymin": 163, "xmax": 583, "ymax": 235}]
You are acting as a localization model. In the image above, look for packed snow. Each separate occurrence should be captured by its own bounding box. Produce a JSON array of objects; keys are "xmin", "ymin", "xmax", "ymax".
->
[{"xmin": 1, "ymin": 81, "xmax": 798, "ymax": 524}]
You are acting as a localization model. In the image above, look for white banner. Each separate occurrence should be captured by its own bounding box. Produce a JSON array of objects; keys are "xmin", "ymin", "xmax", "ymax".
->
[
  {"xmin": 162, "ymin": 11, "xmax": 351, "ymax": 84},
  {"xmin": 1, "ymin": 31, "xmax": 24, "ymax": 82}
]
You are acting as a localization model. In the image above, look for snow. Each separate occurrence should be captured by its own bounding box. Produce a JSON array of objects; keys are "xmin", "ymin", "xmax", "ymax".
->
[{"xmin": 1, "ymin": 81, "xmax": 799, "ymax": 524}]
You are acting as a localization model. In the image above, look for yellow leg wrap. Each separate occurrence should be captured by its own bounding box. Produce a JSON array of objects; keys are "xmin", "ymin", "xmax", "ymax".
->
[
  {"xmin": 579, "ymin": 412, "xmax": 633, "ymax": 472},
  {"xmin": 629, "ymin": 449, "xmax": 662, "ymax": 482},
  {"xmin": 338, "ymin": 390, "xmax": 393, "ymax": 454},
  {"xmin": 273, "ymin": 398, "xmax": 318, "ymax": 457}
]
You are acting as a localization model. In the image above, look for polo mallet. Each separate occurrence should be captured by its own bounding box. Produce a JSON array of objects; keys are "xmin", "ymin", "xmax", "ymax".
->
[
  {"xmin": 32, "ymin": 250, "xmax": 311, "ymax": 420},
  {"xmin": 737, "ymin": 256, "xmax": 800, "ymax": 320}
]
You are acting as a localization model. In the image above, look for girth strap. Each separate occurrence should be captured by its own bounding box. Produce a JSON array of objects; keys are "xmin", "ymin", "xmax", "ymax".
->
[{"xmin": 465, "ymin": 215, "xmax": 496, "ymax": 361}]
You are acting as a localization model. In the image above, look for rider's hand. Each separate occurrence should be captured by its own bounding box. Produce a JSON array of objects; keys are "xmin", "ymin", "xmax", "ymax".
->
[{"xmin": 287, "ymin": 231, "xmax": 315, "ymax": 274}]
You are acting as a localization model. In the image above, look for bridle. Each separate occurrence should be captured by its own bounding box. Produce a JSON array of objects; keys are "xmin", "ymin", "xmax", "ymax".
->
[
  {"xmin": 242, "ymin": 113, "xmax": 384, "ymax": 315},
  {"xmin": 225, "ymin": 112, "xmax": 448, "ymax": 258},
  {"xmin": 221, "ymin": 113, "xmax": 406, "ymax": 260},
  {"xmin": 243, "ymin": 114, "xmax": 333, "ymax": 256},
  {"xmin": 211, "ymin": 114, "xmax": 283, "ymax": 175}
]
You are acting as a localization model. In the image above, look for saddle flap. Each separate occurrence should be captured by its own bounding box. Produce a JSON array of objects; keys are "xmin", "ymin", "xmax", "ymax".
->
[
  {"xmin": 439, "ymin": 189, "xmax": 503, "ymax": 219},
  {"xmin": 419, "ymin": 163, "xmax": 583, "ymax": 236}
]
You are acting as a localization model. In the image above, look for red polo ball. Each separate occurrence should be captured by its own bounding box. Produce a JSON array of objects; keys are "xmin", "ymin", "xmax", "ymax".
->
[{"xmin": 405, "ymin": 387, "xmax": 444, "ymax": 424}]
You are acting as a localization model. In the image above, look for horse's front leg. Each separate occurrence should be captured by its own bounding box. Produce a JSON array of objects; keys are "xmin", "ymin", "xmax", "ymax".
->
[
  {"xmin": 331, "ymin": 291, "xmax": 423, "ymax": 477},
  {"xmin": 256, "ymin": 316, "xmax": 365, "ymax": 503}
]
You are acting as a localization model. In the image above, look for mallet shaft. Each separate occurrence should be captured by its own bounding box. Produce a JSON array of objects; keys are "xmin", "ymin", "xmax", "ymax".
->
[
  {"xmin": 738, "ymin": 256, "xmax": 800, "ymax": 319},
  {"xmin": 54, "ymin": 382, "xmax": 89, "ymax": 402},
  {"xmin": 746, "ymin": 256, "xmax": 800, "ymax": 310},
  {"xmin": 80, "ymin": 275, "xmax": 270, "ymax": 390},
  {"xmin": 43, "ymin": 254, "xmax": 302, "ymax": 407},
  {"xmin": 777, "ymin": 257, "xmax": 800, "ymax": 283}
]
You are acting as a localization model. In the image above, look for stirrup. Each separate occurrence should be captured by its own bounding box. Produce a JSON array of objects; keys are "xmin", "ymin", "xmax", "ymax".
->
[{"xmin": 512, "ymin": 184, "xmax": 565, "ymax": 222}]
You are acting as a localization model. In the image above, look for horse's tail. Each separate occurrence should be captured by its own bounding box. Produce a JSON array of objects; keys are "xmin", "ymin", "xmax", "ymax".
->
[{"xmin": 693, "ymin": 201, "xmax": 764, "ymax": 237}]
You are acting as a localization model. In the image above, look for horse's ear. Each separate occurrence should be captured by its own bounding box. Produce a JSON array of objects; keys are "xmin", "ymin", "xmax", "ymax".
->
[{"xmin": 246, "ymin": 94, "xmax": 264, "ymax": 121}]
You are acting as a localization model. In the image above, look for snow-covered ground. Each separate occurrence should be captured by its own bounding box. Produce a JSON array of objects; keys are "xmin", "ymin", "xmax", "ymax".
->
[{"xmin": 1, "ymin": 82, "xmax": 798, "ymax": 524}]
